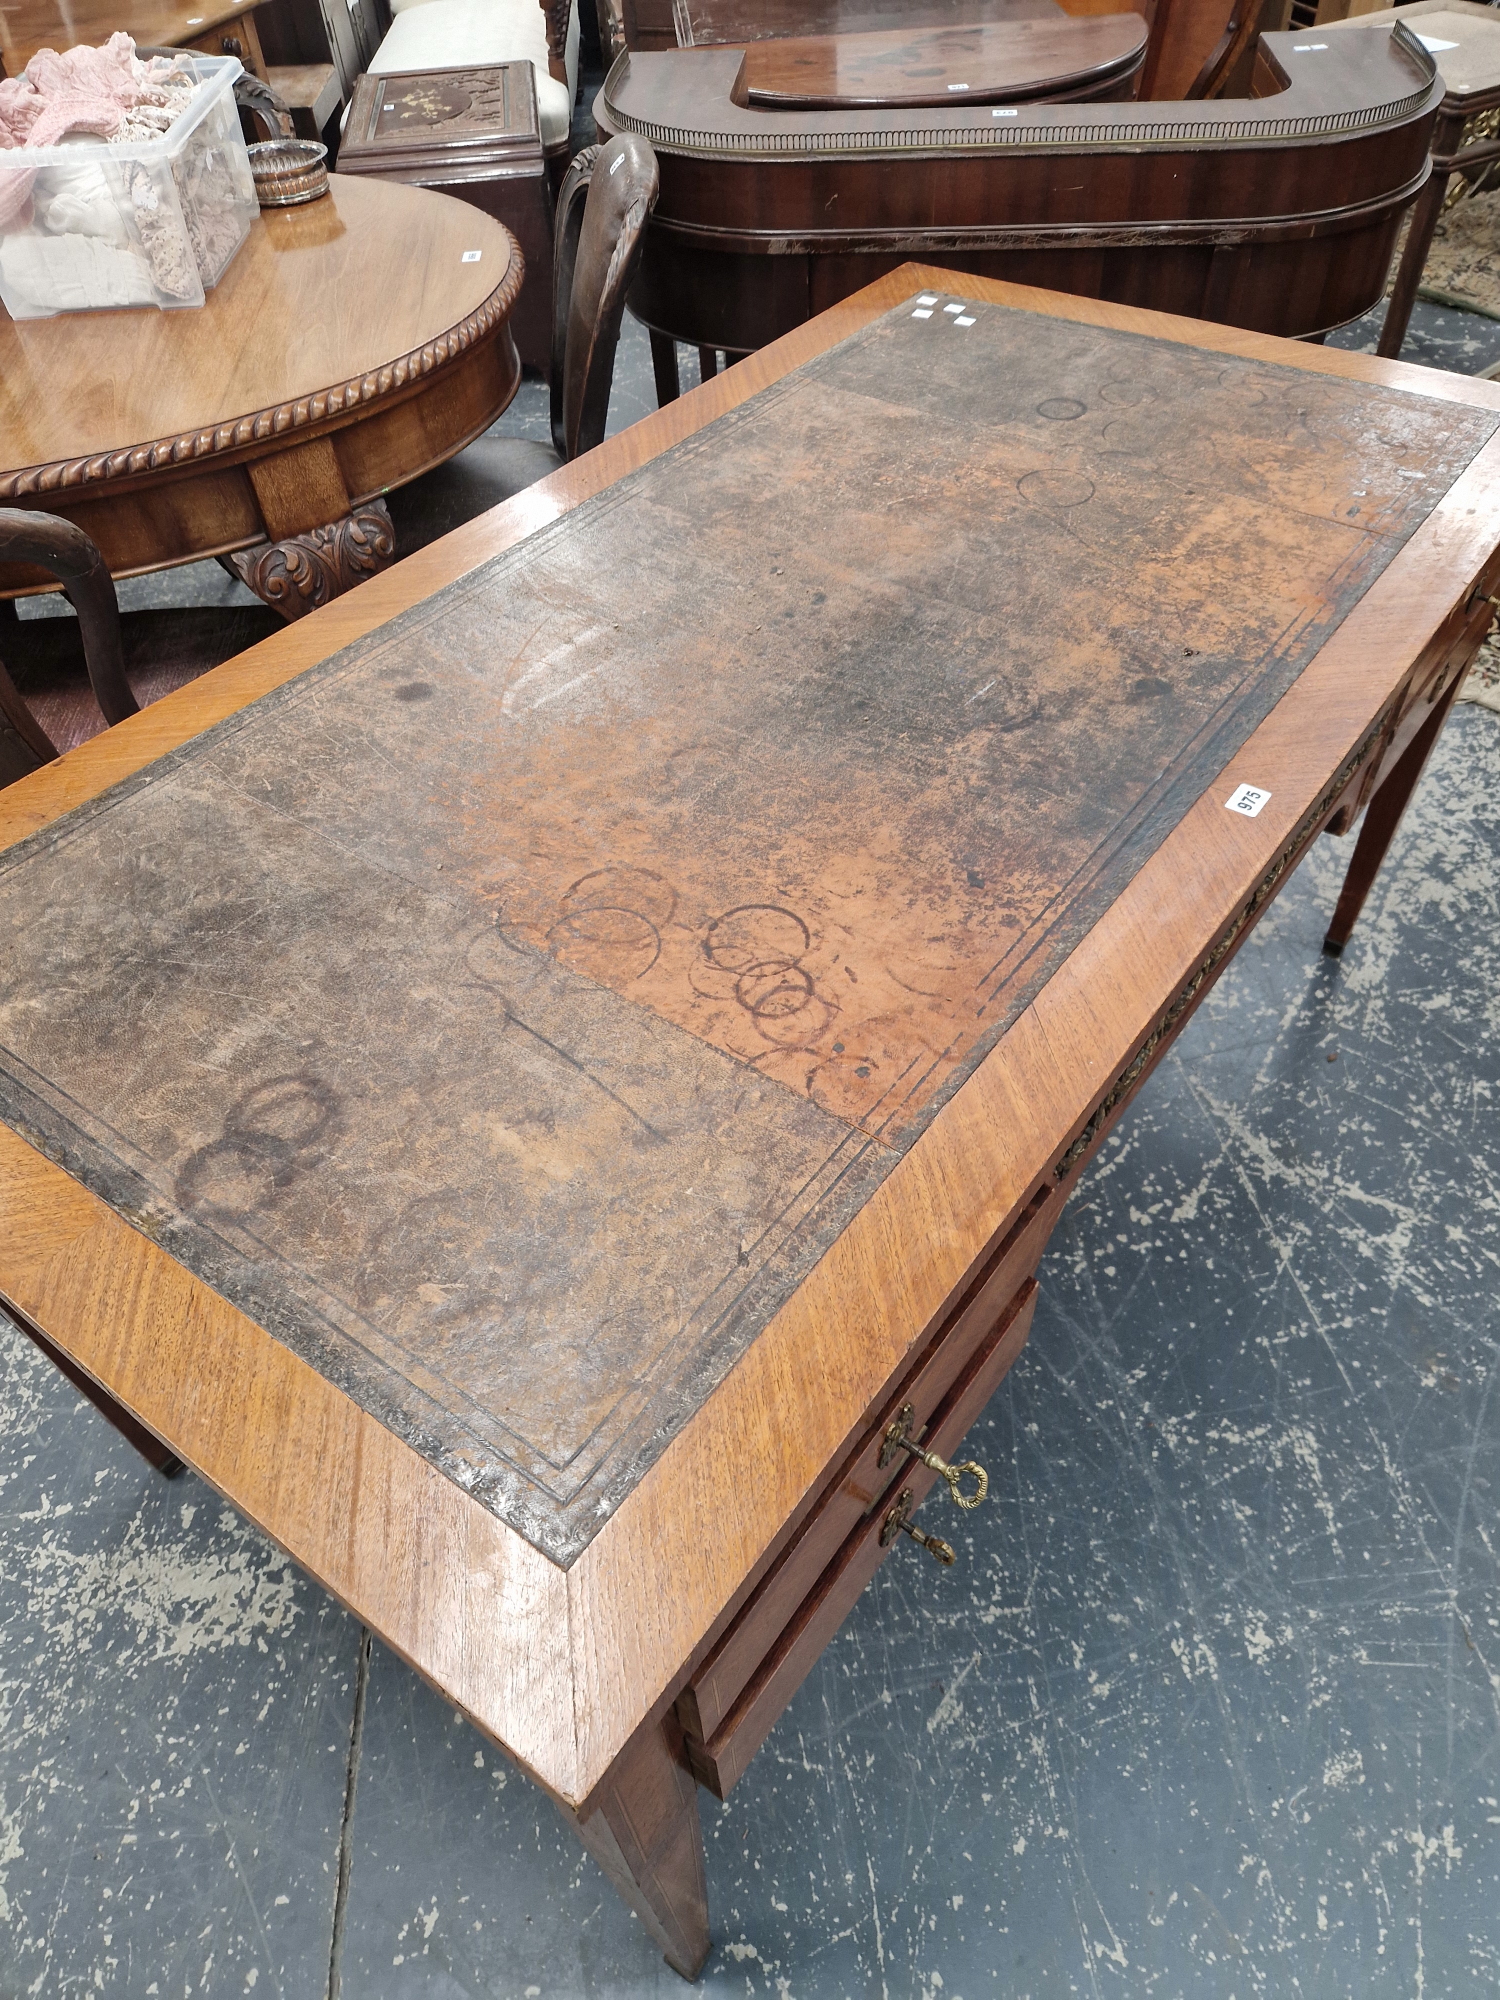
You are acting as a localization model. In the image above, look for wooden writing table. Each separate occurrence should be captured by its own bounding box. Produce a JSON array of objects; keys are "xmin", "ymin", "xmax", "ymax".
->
[{"xmin": 1, "ymin": 269, "xmax": 1498, "ymax": 1977}]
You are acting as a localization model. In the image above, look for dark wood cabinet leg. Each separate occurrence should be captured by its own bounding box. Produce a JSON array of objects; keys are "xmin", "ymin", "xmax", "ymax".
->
[
  {"xmin": 5, "ymin": 1300, "xmax": 183, "ymax": 1476},
  {"xmin": 565, "ymin": 1709, "xmax": 711, "ymax": 1980},
  {"xmin": 650, "ymin": 329, "xmax": 682, "ymax": 407},
  {"xmin": 1323, "ymin": 673, "xmax": 1464, "ymax": 956},
  {"xmin": 1377, "ymin": 118, "xmax": 1460, "ymax": 361}
]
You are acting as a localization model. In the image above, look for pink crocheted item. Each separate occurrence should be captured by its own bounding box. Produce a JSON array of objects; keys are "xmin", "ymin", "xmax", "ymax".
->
[{"xmin": 0, "ymin": 34, "xmax": 185, "ymax": 227}]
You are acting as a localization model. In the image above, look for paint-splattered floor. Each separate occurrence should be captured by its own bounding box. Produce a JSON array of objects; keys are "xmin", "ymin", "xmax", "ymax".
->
[{"xmin": 3, "ymin": 281, "xmax": 1499, "ymax": 1997}]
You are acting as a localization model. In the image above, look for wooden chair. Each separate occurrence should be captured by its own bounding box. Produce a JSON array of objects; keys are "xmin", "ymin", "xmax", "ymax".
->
[
  {"xmin": 0, "ymin": 512, "xmax": 136, "ymax": 789},
  {"xmin": 386, "ymin": 132, "xmax": 660, "ymax": 556},
  {"xmin": 1138, "ymin": 0, "xmax": 1267, "ymax": 100},
  {"xmin": 0, "ymin": 510, "xmax": 280, "ymax": 790}
]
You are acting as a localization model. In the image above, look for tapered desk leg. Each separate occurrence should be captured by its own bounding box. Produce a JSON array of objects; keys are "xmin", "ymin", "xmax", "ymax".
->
[
  {"xmin": 566, "ymin": 1710, "xmax": 711, "ymax": 1980},
  {"xmin": 1323, "ymin": 671, "xmax": 1465, "ymax": 956},
  {"xmin": 1377, "ymin": 109, "xmax": 1462, "ymax": 361},
  {"xmin": 7, "ymin": 1300, "xmax": 183, "ymax": 1476},
  {"xmin": 650, "ymin": 330, "xmax": 682, "ymax": 407}
]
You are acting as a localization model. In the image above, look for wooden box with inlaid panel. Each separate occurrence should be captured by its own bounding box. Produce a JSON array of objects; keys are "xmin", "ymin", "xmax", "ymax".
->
[{"xmin": 339, "ymin": 62, "xmax": 554, "ymax": 373}]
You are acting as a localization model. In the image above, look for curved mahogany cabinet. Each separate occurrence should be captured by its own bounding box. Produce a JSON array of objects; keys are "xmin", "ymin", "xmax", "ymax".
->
[{"xmin": 596, "ymin": 22, "xmax": 1441, "ymax": 349}]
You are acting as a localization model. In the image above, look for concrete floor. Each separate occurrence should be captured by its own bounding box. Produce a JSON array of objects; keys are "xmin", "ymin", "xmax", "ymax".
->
[{"xmin": 4, "ymin": 194, "xmax": 1500, "ymax": 1999}]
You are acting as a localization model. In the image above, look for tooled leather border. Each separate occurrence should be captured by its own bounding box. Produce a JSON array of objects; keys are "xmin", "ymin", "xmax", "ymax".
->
[{"xmin": 0, "ymin": 249, "xmax": 526, "ymax": 502}]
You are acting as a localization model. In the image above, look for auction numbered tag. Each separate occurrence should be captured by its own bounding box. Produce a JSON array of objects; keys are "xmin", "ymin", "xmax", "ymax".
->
[{"xmin": 1224, "ymin": 783, "xmax": 1271, "ymax": 818}]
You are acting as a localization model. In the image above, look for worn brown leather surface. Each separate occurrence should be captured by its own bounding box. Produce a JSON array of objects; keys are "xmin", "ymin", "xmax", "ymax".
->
[{"xmin": 0, "ymin": 296, "xmax": 1492, "ymax": 1562}]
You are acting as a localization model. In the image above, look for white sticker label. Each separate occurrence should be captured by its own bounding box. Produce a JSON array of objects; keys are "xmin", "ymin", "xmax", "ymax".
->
[
  {"xmin": 1225, "ymin": 783, "xmax": 1271, "ymax": 818},
  {"xmin": 954, "ymin": 315, "xmax": 975, "ymax": 326},
  {"xmin": 994, "ymin": 107, "xmax": 1019, "ymax": 116},
  {"xmin": 912, "ymin": 308, "xmax": 934, "ymax": 318},
  {"xmin": 917, "ymin": 294, "xmax": 938, "ymax": 305},
  {"xmin": 947, "ymin": 81, "xmax": 969, "ymax": 89},
  {"xmin": 462, "ymin": 250, "xmax": 482, "ymax": 262},
  {"xmin": 943, "ymin": 303, "xmax": 964, "ymax": 314}
]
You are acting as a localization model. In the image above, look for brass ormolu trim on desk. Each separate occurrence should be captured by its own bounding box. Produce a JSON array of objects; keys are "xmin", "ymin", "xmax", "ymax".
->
[
  {"xmin": 1049, "ymin": 582, "xmax": 1490, "ymax": 1193},
  {"xmin": 1053, "ymin": 703, "xmax": 1393, "ymax": 1189},
  {"xmin": 0, "ymin": 249, "xmax": 526, "ymax": 503},
  {"xmin": 598, "ymin": 22, "xmax": 1438, "ymax": 159}
]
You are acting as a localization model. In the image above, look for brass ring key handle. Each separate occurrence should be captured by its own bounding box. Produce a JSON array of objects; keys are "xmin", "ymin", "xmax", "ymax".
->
[
  {"xmin": 879, "ymin": 1489, "xmax": 956, "ymax": 1566},
  {"xmin": 878, "ymin": 1402, "xmax": 989, "ymax": 1509}
]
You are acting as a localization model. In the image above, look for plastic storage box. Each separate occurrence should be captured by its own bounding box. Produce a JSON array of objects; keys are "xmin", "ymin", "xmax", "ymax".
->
[{"xmin": 0, "ymin": 55, "xmax": 258, "ymax": 320}]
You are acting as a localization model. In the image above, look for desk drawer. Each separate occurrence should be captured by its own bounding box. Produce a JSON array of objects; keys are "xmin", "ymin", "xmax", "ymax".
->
[
  {"xmin": 680, "ymin": 1185, "xmax": 1057, "ymax": 1751},
  {"xmin": 681, "ymin": 1275, "xmax": 1038, "ymax": 1800}
]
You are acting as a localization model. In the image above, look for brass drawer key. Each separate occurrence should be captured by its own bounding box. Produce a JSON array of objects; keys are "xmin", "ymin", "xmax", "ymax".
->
[
  {"xmin": 880, "ymin": 1488, "xmax": 955, "ymax": 1566},
  {"xmin": 878, "ymin": 1402, "xmax": 989, "ymax": 1508}
]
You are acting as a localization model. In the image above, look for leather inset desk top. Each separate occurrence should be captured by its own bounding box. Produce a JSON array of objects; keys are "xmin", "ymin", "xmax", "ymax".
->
[{"xmin": 0, "ymin": 296, "xmax": 1491, "ymax": 1562}]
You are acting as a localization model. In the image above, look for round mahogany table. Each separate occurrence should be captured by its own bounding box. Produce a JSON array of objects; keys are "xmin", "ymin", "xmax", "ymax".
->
[{"xmin": 0, "ymin": 176, "xmax": 524, "ymax": 620}]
